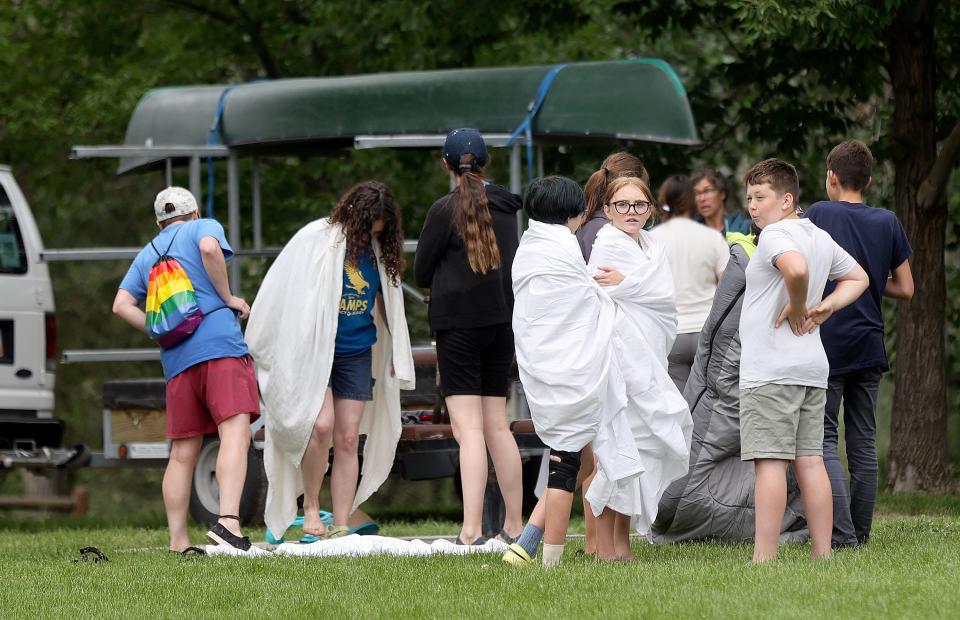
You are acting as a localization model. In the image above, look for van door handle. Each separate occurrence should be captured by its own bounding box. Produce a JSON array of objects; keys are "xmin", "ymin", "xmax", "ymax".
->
[{"xmin": 15, "ymin": 368, "xmax": 32, "ymax": 379}]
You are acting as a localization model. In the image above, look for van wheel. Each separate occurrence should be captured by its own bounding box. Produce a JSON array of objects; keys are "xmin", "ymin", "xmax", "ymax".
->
[{"xmin": 188, "ymin": 437, "xmax": 267, "ymax": 526}]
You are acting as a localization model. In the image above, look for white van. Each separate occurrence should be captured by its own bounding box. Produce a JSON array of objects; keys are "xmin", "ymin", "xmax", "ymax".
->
[{"xmin": 0, "ymin": 166, "xmax": 58, "ymax": 459}]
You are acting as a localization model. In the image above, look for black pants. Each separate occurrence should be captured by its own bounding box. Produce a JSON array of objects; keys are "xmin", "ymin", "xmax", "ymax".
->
[{"xmin": 823, "ymin": 366, "xmax": 882, "ymax": 546}]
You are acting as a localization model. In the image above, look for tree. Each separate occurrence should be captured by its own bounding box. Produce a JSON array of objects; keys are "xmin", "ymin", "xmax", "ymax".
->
[
  {"xmin": 1, "ymin": 0, "xmax": 958, "ymax": 490},
  {"xmin": 885, "ymin": 1, "xmax": 960, "ymax": 492},
  {"xmin": 610, "ymin": 0, "xmax": 960, "ymax": 491}
]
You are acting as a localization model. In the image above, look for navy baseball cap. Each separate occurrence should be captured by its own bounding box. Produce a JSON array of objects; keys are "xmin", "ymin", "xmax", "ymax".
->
[{"xmin": 443, "ymin": 128, "xmax": 488, "ymax": 171}]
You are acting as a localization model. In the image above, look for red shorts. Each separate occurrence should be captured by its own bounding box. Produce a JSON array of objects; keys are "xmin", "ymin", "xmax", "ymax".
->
[{"xmin": 165, "ymin": 355, "xmax": 260, "ymax": 439}]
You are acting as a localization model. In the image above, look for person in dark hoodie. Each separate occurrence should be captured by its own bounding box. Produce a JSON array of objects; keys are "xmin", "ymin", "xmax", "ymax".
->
[{"xmin": 414, "ymin": 128, "xmax": 524, "ymax": 546}]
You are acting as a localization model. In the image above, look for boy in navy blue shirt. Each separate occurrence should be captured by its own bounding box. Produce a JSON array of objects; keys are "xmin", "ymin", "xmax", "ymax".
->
[{"xmin": 805, "ymin": 141, "xmax": 914, "ymax": 547}]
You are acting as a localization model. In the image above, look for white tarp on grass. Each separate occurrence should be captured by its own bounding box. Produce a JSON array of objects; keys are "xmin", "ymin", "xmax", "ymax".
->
[{"xmin": 205, "ymin": 535, "xmax": 508, "ymax": 558}]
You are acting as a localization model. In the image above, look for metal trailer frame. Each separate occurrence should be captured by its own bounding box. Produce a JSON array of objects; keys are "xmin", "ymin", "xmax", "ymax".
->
[
  {"xmin": 43, "ymin": 136, "xmax": 539, "ymax": 469},
  {"xmin": 47, "ymin": 135, "xmax": 533, "ymax": 298}
]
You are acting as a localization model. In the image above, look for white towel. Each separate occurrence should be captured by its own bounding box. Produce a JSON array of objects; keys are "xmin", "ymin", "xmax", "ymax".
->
[
  {"xmin": 245, "ymin": 218, "xmax": 415, "ymax": 540},
  {"xmin": 585, "ymin": 224, "xmax": 693, "ymax": 534},
  {"xmin": 511, "ymin": 220, "xmax": 641, "ymax": 487}
]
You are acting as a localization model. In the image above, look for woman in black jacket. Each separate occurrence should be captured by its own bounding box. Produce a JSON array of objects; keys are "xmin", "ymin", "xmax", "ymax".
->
[{"xmin": 414, "ymin": 128, "xmax": 523, "ymax": 545}]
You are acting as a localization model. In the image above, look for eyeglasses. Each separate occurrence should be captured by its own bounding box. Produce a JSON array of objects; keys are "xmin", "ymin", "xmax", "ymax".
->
[
  {"xmin": 694, "ymin": 188, "xmax": 718, "ymax": 198},
  {"xmin": 609, "ymin": 200, "xmax": 652, "ymax": 214}
]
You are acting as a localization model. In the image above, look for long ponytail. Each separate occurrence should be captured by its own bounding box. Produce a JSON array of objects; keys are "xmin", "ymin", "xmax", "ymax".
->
[
  {"xmin": 580, "ymin": 151, "xmax": 649, "ymax": 230},
  {"xmin": 582, "ymin": 166, "xmax": 611, "ymax": 226},
  {"xmin": 451, "ymin": 153, "xmax": 501, "ymax": 274}
]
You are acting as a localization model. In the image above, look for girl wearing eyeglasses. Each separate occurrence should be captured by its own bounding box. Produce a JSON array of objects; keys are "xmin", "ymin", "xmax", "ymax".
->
[
  {"xmin": 583, "ymin": 175, "xmax": 693, "ymax": 562},
  {"xmin": 576, "ymin": 152, "xmax": 649, "ymax": 262}
]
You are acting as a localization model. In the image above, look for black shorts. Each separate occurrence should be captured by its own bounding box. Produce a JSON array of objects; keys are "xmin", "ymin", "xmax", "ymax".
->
[{"xmin": 435, "ymin": 323, "xmax": 514, "ymax": 397}]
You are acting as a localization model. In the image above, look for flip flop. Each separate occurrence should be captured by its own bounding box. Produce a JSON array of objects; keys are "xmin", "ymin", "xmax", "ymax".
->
[
  {"xmin": 324, "ymin": 525, "xmax": 349, "ymax": 540},
  {"xmin": 266, "ymin": 510, "xmax": 334, "ymax": 544},
  {"xmin": 299, "ymin": 531, "xmax": 326, "ymax": 544},
  {"xmin": 266, "ymin": 510, "xmax": 380, "ymax": 542},
  {"xmin": 350, "ymin": 521, "xmax": 380, "ymax": 536}
]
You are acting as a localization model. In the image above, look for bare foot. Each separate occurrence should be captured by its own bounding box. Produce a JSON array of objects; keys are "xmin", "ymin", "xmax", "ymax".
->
[
  {"xmin": 302, "ymin": 511, "xmax": 326, "ymax": 538},
  {"xmin": 616, "ymin": 551, "xmax": 637, "ymax": 562}
]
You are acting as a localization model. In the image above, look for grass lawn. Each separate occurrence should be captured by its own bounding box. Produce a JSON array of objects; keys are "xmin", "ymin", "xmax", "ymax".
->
[{"xmin": 2, "ymin": 493, "xmax": 959, "ymax": 619}]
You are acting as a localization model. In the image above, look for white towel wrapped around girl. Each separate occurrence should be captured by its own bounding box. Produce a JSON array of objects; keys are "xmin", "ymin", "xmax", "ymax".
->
[
  {"xmin": 584, "ymin": 222, "xmax": 694, "ymax": 534},
  {"xmin": 512, "ymin": 219, "xmax": 643, "ymax": 488}
]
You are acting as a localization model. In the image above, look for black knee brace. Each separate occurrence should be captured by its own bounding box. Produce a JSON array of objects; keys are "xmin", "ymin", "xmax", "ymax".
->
[{"xmin": 547, "ymin": 449, "xmax": 582, "ymax": 492}]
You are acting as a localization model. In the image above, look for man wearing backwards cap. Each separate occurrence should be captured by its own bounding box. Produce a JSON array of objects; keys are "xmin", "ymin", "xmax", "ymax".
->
[{"xmin": 112, "ymin": 186, "xmax": 258, "ymax": 554}]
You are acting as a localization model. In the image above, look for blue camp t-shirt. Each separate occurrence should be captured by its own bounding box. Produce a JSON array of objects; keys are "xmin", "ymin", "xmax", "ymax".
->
[
  {"xmin": 804, "ymin": 201, "xmax": 912, "ymax": 374},
  {"xmin": 119, "ymin": 219, "xmax": 249, "ymax": 380},
  {"xmin": 335, "ymin": 248, "xmax": 381, "ymax": 356}
]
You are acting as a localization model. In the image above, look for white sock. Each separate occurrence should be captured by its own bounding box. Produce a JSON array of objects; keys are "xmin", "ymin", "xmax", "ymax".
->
[{"xmin": 542, "ymin": 543, "xmax": 564, "ymax": 567}]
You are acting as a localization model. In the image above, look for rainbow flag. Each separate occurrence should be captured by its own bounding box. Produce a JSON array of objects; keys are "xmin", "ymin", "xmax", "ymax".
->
[{"xmin": 145, "ymin": 257, "xmax": 203, "ymax": 349}]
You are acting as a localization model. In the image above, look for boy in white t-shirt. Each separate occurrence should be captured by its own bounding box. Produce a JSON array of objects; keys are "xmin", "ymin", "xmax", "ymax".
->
[{"xmin": 739, "ymin": 159, "xmax": 868, "ymax": 563}]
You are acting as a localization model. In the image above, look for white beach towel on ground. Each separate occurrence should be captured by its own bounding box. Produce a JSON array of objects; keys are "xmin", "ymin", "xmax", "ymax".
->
[{"xmin": 274, "ymin": 535, "xmax": 508, "ymax": 558}]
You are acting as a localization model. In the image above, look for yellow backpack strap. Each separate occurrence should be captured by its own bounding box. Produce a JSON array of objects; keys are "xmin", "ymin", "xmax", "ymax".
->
[{"xmin": 726, "ymin": 232, "xmax": 757, "ymax": 258}]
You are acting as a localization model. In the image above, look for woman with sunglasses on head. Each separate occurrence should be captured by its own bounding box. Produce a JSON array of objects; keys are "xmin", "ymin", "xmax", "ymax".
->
[
  {"xmin": 651, "ymin": 174, "xmax": 730, "ymax": 392},
  {"xmin": 584, "ymin": 176, "xmax": 693, "ymax": 561},
  {"xmin": 414, "ymin": 128, "xmax": 524, "ymax": 546}
]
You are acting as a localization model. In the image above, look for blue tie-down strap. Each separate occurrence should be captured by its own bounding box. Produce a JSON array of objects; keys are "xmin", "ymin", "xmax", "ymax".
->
[
  {"xmin": 203, "ymin": 84, "xmax": 240, "ymax": 219},
  {"xmin": 507, "ymin": 63, "xmax": 569, "ymax": 184}
]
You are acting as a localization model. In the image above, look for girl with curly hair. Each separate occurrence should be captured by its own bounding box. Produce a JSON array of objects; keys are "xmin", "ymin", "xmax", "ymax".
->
[
  {"xmin": 415, "ymin": 128, "xmax": 524, "ymax": 546},
  {"xmin": 247, "ymin": 180, "xmax": 416, "ymax": 544}
]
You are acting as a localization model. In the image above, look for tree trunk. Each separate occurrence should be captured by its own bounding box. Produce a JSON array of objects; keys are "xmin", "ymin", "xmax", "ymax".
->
[{"xmin": 886, "ymin": 0, "xmax": 955, "ymax": 493}]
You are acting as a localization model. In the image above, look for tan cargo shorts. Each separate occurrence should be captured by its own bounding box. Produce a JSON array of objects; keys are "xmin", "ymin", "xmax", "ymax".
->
[{"xmin": 739, "ymin": 383, "xmax": 826, "ymax": 461}]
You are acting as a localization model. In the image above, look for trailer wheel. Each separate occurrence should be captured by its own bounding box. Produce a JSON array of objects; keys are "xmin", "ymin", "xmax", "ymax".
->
[{"xmin": 188, "ymin": 437, "xmax": 267, "ymax": 526}]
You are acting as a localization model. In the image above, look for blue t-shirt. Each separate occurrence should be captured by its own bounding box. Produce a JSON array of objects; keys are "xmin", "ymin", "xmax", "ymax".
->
[
  {"xmin": 335, "ymin": 248, "xmax": 381, "ymax": 355},
  {"xmin": 804, "ymin": 201, "xmax": 912, "ymax": 374},
  {"xmin": 723, "ymin": 212, "xmax": 753, "ymax": 235},
  {"xmin": 119, "ymin": 219, "xmax": 249, "ymax": 380}
]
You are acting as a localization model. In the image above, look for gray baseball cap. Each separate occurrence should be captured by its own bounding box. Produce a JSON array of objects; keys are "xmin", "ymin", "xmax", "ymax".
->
[{"xmin": 154, "ymin": 186, "xmax": 199, "ymax": 221}]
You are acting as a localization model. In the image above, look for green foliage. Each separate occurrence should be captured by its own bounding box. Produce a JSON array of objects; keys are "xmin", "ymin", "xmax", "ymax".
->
[{"xmin": 1, "ymin": 1, "xmax": 959, "ymax": 471}]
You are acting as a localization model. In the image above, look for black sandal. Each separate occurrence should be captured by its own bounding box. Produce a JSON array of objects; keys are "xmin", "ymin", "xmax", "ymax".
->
[
  {"xmin": 496, "ymin": 530, "xmax": 519, "ymax": 545},
  {"xmin": 454, "ymin": 536, "xmax": 489, "ymax": 546},
  {"xmin": 206, "ymin": 515, "xmax": 252, "ymax": 552},
  {"xmin": 74, "ymin": 546, "xmax": 109, "ymax": 563}
]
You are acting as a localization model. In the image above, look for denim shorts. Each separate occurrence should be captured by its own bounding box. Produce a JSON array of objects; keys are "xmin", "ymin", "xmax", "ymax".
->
[{"xmin": 328, "ymin": 348, "xmax": 374, "ymax": 401}]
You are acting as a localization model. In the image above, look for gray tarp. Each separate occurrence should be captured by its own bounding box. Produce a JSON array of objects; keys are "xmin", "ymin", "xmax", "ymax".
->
[{"xmin": 650, "ymin": 241, "xmax": 808, "ymax": 543}]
